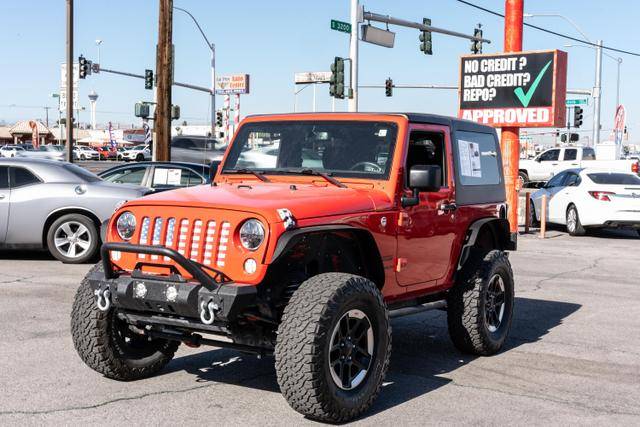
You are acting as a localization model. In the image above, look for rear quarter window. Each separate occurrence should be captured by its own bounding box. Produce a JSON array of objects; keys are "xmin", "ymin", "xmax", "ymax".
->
[{"xmin": 455, "ymin": 131, "xmax": 502, "ymax": 186}]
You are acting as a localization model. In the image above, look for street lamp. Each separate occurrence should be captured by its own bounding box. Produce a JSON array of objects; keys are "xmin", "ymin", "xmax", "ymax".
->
[
  {"xmin": 564, "ymin": 44, "xmax": 622, "ymax": 111},
  {"xmin": 95, "ymin": 39, "xmax": 103, "ymax": 64},
  {"xmin": 173, "ymin": 6, "xmax": 216, "ymax": 138},
  {"xmin": 524, "ymin": 13, "xmax": 603, "ymax": 145}
]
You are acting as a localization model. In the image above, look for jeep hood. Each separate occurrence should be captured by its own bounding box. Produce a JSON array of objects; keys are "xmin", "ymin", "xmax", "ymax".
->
[{"xmin": 125, "ymin": 182, "xmax": 393, "ymax": 223}]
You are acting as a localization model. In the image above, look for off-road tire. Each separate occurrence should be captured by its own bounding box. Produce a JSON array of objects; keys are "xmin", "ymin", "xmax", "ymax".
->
[
  {"xmin": 447, "ymin": 250, "xmax": 514, "ymax": 356},
  {"xmin": 275, "ymin": 273, "xmax": 391, "ymax": 423},
  {"xmin": 46, "ymin": 213, "xmax": 99, "ymax": 264},
  {"xmin": 566, "ymin": 204, "xmax": 586, "ymax": 236},
  {"xmin": 71, "ymin": 263, "xmax": 179, "ymax": 380}
]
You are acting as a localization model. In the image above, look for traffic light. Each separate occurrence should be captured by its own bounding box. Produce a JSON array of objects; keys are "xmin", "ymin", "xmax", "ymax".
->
[
  {"xmin": 573, "ymin": 106, "xmax": 584, "ymax": 128},
  {"xmin": 78, "ymin": 55, "xmax": 89, "ymax": 79},
  {"xmin": 419, "ymin": 18, "xmax": 433, "ymax": 55},
  {"xmin": 471, "ymin": 27, "xmax": 483, "ymax": 54},
  {"xmin": 144, "ymin": 69, "xmax": 154, "ymax": 90},
  {"xmin": 329, "ymin": 57, "xmax": 345, "ymax": 99},
  {"xmin": 216, "ymin": 110, "xmax": 223, "ymax": 127},
  {"xmin": 385, "ymin": 78, "xmax": 393, "ymax": 97},
  {"xmin": 171, "ymin": 105, "xmax": 180, "ymax": 121}
]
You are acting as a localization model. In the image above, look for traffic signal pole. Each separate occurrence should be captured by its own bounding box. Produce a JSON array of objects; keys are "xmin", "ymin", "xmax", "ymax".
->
[
  {"xmin": 502, "ymin": 0, "xmax": 523, "ymax": 235},
  {"xmin": 348, "ymin": 0, "xmax": 359, "ymax": 112},
  {"xmin": 593, "ymin": 40, "xmax": 603, "ymax": 145},
  {"xmin": 65, "ymin": 0, "xmax": 74, "ymax": 163}
]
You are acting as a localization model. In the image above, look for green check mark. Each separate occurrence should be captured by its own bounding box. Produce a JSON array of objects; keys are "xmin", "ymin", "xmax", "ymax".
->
[{"xmin": 514, "ymin": 60, "xmax": 552, "ymax": 108}]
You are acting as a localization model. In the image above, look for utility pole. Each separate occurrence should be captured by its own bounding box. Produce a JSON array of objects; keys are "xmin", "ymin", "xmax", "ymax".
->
[
  {"xmin": 502, "ymin": 0, "xmax": 523, "ymax": 236},
  {"xmin": 593, "ymin": 40, "xmax": 603, "ymax": 146},
  {"xmin": 65, "ymin": 0, "xmax": 74, "ymax": 162},
  {"xmin": 210, "ymin": 43, "xmax": 216, "ymax": 137},
  {"xmin": 155, "ymin": 0, "xmax": 173, "ymax": 162},
  {"xmin": 348, "ymin": 0, "xmax": 359, "ymax": 112}
]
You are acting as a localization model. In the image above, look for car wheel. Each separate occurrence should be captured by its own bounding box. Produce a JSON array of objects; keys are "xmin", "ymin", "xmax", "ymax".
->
[
  {"xmin": 275, "ymin": 273, "xmax": 391, "ymax": 423},
  {"xmin": 447, "ymin": 250, "xmax": 514, "ymax": 356},
  {"xmin": 46, "ymin": 213, "xmax": 99, "ymax": 264},
  {"xmin": 566, "ymin": 204, "xmax": 586, "ymax": 236},
  {"xmin": 71, "ymin": 263, "xmax": 180, "ymax": 380},
  {"xmin": 518, "ymin": 171, "xmax": 529, "ymax": 188},
  {"xmin": 528, "ymin": 199, "xmax": 540, "ymax": 228}
]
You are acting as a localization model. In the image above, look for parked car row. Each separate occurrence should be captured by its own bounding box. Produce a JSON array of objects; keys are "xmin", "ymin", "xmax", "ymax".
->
[{"xmin": 0, "ymin": 158, "xmax": 212, "ymax": 263}]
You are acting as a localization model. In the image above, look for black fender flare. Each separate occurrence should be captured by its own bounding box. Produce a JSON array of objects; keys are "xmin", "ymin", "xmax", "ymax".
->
[
  {"xmin": 457, "ymin": 217, "xmax": 516, "ymax": 271},
  {"xmin": 270, "ymin": 225, "xmax": 385, "ymax": 288}
]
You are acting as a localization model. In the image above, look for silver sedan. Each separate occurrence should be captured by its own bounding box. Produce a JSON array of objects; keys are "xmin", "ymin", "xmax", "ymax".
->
[{"xmin": 0, "ymin": 158, "xmax": 148, "ymax": 263}]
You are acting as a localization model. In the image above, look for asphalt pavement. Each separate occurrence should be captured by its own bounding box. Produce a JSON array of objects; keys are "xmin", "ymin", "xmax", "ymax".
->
[{"xmin": 1, "ymin": 228, "xmax": 639, "ymax": 425}]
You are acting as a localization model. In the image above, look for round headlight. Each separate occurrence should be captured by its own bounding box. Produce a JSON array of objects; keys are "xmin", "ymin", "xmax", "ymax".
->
[
  {"xmin": 116, "ymin": 211, "xmax": 136, "ymax": 240},
  {"xmin": 239, "ymin": 219, "xmax": 265, "ymax": 251}
]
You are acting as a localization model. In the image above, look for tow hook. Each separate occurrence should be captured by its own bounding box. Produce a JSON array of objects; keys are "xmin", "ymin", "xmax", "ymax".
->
[
  {"xmin": 95, "ymin": 288, "xmax": 111, "ymax": 312},
  {"xmin": 200, "ymin": 300, "xmax": 219, "ymax": 325}
]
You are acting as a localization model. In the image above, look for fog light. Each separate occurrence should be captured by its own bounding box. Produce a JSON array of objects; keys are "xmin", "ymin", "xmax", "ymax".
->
[
  {"xmin": 243, "ymin": 258, "xmax": 257, "ymax": 274},
  {"xmin": 134, "ymin": 282, "xmax": 147, "ymax": 298},
  {"xmin": 166, "ymin": 286, "xmax": 178, "ymax": 302}
]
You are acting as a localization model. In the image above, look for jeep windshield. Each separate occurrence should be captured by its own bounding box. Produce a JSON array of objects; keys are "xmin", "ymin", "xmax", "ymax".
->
[{"xmin": 222, "ymin": 121, "xmax": 398, "ymax": 180}]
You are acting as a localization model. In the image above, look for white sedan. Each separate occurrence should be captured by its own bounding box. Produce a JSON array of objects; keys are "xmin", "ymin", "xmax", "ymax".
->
[
  {"xmin": 121, "ymin": 144, "xmax": 151, "ymax": 162},
  {"xmin": 530, "ymin": 168, "xmax": 640, "ymax": 236}
]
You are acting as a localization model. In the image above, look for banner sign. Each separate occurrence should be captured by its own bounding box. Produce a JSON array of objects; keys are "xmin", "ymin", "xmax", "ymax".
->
[
  {"xmin": 458, "ymin": 50, "xmax": 567, "ymax": 127},
  {"xmin": 613, "ymin": 105, "xmax": 625, "ymax": 145},
  {"xmin": 215, "ymin": 74, "xmax": 250, "ymax": 95},
  {"xmin": 294, "ymin": 71, "xmax": 332, "ymax": 84}
]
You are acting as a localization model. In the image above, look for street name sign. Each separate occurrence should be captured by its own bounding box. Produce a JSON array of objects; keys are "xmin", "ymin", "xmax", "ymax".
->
[
  {"xmin": 458, "ymin": 50, "xmax": 567, "ymax": 127},
  {"xmin": 566, "ymin": 98, "xmax": 588, "ymax": 106},
  {"xmin": 295, "ymin": 71, "xmax": 332, "ymax": 84},
  {"xmin": 331, "ymin": 19, "xmax": 352, "ymax": 34}
]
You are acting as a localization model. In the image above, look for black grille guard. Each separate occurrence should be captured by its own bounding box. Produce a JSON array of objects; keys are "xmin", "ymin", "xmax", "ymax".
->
[{"xmin": 101, "ymin": 242, "xmax": 232, "ymax": 287}]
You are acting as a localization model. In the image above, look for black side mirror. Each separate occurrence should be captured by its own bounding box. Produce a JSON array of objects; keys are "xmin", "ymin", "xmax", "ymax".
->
[
  {"xmin": 402, "ymin": 165, "xmax": 442, "ymax": 207},
  {"xmin": 209, "ymin": 160, "xmax": 220, "ymax": 184}
]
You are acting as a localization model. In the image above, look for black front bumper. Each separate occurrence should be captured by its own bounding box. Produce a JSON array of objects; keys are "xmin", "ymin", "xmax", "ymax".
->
[{"xmin": 92, "ymin": 243, "xmax": 257, "ymax": 322}]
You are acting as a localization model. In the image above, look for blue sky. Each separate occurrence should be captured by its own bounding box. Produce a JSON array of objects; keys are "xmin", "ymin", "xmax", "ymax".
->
[{"xmin": 1, "ymin": 0, "xmax": 639, "ymax": 139}]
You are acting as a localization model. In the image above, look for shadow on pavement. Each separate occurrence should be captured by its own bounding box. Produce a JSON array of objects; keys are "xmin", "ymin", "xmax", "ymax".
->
[
  {"xmin": 165, "ymin": 297, "xmax": 581, "ymax": 420},
  {"xmin": 0, "ymin": 249, "xmax": 54, "ymax": 261}
]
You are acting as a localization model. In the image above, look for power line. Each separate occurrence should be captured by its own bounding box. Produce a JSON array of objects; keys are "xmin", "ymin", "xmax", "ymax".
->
[{"xmin": 455, "ymin": 0, "xmax": 640, "ymax": 57}]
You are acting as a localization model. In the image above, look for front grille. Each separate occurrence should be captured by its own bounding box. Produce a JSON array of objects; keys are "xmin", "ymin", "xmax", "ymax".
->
[{"xmin": 136, "ymin": 216, "xmax": 231, "ymax": 267}]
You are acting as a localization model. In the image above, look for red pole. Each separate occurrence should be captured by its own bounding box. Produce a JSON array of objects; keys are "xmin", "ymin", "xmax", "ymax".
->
[{"xmin": 503, "ymin": 0, "xmax": 524, "ymax": 235}]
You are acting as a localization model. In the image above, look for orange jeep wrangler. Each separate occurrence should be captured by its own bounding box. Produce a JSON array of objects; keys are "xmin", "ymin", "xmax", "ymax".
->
[{"xmin": 71, "ymin": 113, "xmax": 516, "ymax": 422}]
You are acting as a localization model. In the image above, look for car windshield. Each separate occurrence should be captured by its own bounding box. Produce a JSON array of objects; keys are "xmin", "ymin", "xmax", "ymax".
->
[
  {"xmin": 222, "ymin": 121, "xmax": 398, "ymax": 179},
  {"xmin": 62, "ymin": 163, "xmax": 102, "ymax": 183},
  {"xmin": 588, "ymin": 173, "xmax": 640, "ymax": 185}
]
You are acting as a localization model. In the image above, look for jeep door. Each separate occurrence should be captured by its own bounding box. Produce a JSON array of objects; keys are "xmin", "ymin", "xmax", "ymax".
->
[{"xmin": 396, "ymin": 124, "xmax": 457, "ymax": 287}]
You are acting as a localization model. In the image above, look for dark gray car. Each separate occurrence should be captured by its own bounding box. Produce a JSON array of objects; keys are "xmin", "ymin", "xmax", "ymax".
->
[
  {"xmin": 0, "ymin": 158, "xmax": 148, "ymax": 263},
  {"xmin": 171, "ymin": 135, "xmax": 227, "ymax": 164}
]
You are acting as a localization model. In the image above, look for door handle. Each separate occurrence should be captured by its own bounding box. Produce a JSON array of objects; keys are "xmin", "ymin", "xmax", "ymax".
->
[
  {"xmin": 0, "ymin": 194, "xmax": 5, "ymax": 200},
  {"xmin": 551, "ymin": 163, "xmax": 558, "ymax": 166},
  {"xmin": 438, "ymin": 202, "xmax": 457, "ymax": 214}
]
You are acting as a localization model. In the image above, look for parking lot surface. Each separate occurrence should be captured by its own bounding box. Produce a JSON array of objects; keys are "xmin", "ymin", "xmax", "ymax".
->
[{"xmin": 1, "ymin": 229, "xmax": 639, "ymax": 425}]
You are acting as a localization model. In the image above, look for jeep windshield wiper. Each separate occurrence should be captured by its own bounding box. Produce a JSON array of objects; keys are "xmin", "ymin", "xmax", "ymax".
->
[
  {"xmin": 225, "ymin": 168, "xmax": 271, "ymax": 183},
  {"xmin": 281, "ymin": 169, "xmax": 346, "ymax": 188}
]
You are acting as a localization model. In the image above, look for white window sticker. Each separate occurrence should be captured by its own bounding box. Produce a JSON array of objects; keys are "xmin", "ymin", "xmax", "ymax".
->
[
  {"xmin": 152, "ymin": 168, "xmax": 169, "ymax": 185},
  {"xmin": 167, "ymin": 169, "xmax": 182, "ymax": 186},
  {"xmin": 458, "ymin": 139, "xmax": 482, "ymax": 178}
]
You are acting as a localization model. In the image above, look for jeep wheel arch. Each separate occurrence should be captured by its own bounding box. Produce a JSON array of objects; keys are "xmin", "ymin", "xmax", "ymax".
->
[
  {"xmin": 457, "ymin": 217, "xmax": 515, "ymax": 275},
  {"xmin": 269, "ymin": 225, "xmax": 385, "ymax": 289}
]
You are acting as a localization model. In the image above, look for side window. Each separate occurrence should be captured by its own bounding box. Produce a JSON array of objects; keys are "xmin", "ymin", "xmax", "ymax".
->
[
  {"xmin": 103, "ymin": 167, "xmax": 147, "ymax": 185},
  {"xmin": 539, "ymin": 149, "xmax": 560, "ymax": 161},
  {"xmin": 563, "ymin": 149, "xmax": 577, "ymax": 161},
  {"xmin": 405, "ymin": 130, "xmax": 447, "ymax": 187},
  {"xmin": 546, "ymin": 172, "xmax": 566, "ymax": 188},
  {"xmin": 10, "ymin": 167, "xmax": 41, "ymax": 188},
  {"xmin": 454, "ymin": 131, "xmax": 501, "ymax": 186},
  {"xmin": 0, "ymin": 166, "xmax": 8, "ymax": 189},
  {"xmin": 563, "ymin": 172, "xmax": 581, "ymax": 187},
  {"xmin": 583, "ymin": 148, "xmax": 596, "ymax": 160},
  {"xmin": 152, "ymin": 167, "xmax": 202, "ymax": 187}
]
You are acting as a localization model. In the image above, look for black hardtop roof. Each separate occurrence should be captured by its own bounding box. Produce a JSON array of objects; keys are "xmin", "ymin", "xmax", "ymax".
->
[{"xmin": 244, "ymin": 112, "xmax": 494, "ymax": 133}]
